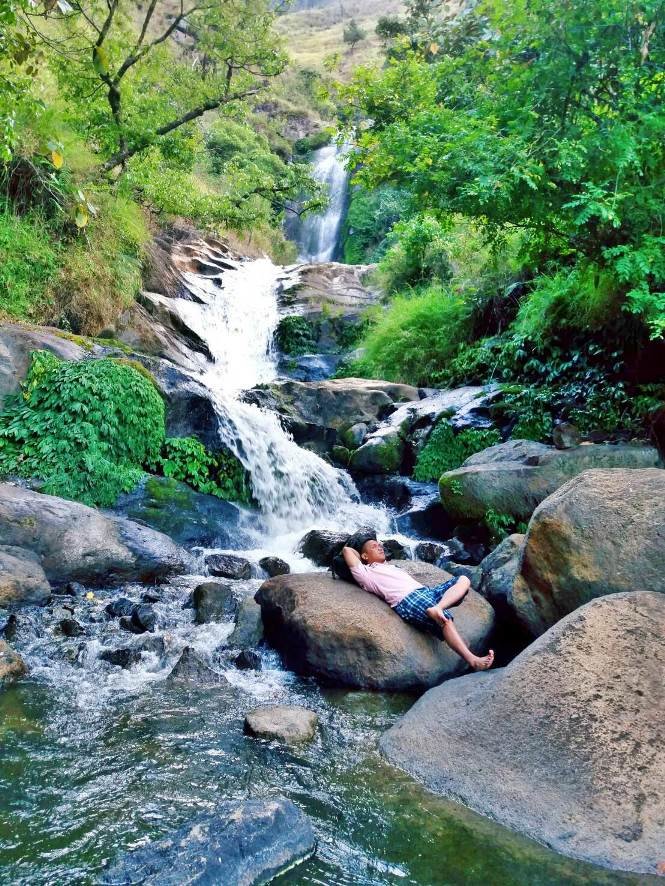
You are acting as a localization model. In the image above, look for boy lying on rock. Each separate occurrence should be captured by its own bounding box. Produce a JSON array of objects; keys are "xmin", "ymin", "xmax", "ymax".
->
[{"xmin": 342, "ymin": 540, "xmax": 494, "ymax": 671}]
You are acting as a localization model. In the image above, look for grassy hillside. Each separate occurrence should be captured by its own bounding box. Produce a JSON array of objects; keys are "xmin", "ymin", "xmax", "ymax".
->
[{"xmin": 277, "ymin": 0, "xmax": 404, "ymax": 76}]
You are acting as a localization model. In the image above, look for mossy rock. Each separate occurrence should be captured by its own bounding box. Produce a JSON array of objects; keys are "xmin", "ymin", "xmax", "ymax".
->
[{"xmin": 349, "ymin": 430, "xmax": 404, "ymax": 475}]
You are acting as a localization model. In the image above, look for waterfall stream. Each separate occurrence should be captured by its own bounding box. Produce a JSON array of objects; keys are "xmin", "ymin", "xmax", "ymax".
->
[
  {"xmin": 292, "ymin": 143, "xmax": 349, "ymax": 263},
  {"xmin": 173, "ymin": 257, "xmax": 389, "ymax": 546}
]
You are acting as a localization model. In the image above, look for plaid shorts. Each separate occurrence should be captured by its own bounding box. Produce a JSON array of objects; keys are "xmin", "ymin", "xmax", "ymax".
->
[{"xmin": 392, "ymin": 579, "xmax": 457, "ymax": 638}]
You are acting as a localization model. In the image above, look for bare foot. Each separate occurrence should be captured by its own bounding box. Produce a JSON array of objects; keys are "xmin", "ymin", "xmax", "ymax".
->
[
  {"xmin": 426, "ymin": 605, "xmax": 450, "ymax": 629},
  {"xmin": 469, "ymin": 649, "xmax": 494, "ymax": 671}
]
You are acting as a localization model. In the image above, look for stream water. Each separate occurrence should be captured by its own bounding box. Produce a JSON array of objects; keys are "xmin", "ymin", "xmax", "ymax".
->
[{"xmin": 0, "ymin": 217, "xmax": 647, "ymax": 884}]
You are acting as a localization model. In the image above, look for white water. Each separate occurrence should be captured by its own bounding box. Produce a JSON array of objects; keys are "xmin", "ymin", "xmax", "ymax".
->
[
  {"xmin": 174, "ymin": 258, "xmax": 389, "ymax": 547},
  {"xmin": 296, "ymin": 143, "xmax": 349, "ymax": 263}
]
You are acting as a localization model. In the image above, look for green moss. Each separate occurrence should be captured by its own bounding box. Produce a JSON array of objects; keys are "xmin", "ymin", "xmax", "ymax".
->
[
  {"xmin": 275, "ymin": 315, "xmax": 320, "ymax": 356},
  {"xmin": 415, "ymin": 422, "xmax": 501, "ymax": 482}
]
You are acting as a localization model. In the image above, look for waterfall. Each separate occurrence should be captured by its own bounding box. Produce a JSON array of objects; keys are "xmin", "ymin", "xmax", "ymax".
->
[
  {"xmin": 294, "ymin": 143, "xmax": 349, "ymax": 263},
  {"xmin": 173, "ymin": 259, "xmax": 388, "ymax": 539}
]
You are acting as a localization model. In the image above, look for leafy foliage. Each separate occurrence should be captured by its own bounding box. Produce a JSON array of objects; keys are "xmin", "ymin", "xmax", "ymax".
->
[
  {"xmin": 341, "ymin": 185, "xmax": 411, "ymax": 265},
  {"xmin": 275, "ymin": 315, "xmax": 320, "ymax": 356},
  {"xmin": 414, "ymin": 421, "xmax": 500, "ymax": 481},
  {"xmin": 0, "ymin": 204, "xmax": 60, "ymax": 320},
  {"xmin": 484, "ymin": 509, "xmax": 528, "ymax": 545},
  {"xmin": 0, "ymin": 352, "xmax": 164, "ymax": 506},
  {"xmin": 148, "ymin": 436, "xmax": 252, "ymax": 504}
]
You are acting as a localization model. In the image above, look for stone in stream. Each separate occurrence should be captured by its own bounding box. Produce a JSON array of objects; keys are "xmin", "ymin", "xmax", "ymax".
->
[
  {"xmin": 100, "ymin": 797, "xmax": 315, "ymax": 886},
  {"xmin": 166, "ymin": 646, "xmax": 228, "ymax": 685},
  {"xmin": 439, "ymin": 439, "xmax": 661, "ymax": 521},
  {"xmin": 0, "ymin": 640, "xmax": 27, "ymax": 686},
  {"xmin": 414, "ymin": 541, "xmax": 448, "ymax": 564},
  {"xmin": 517, "ymin": 467, "xmax": 665, "ymax": 636},
  {"xmin": 228, "ymin": 597, "xmax": 263, "ymax": 649},
  {"xmin": 205, "ymin": 553, "xmax": 252, "ymax": 580},
  {"xmin": 193, "ymin": 581, "xmax": 237, "ymax": 624},
  {"xmin": 256, "ymin": 561, "xmax": 496, "ymax": 691},
  {"xmin": 380, "ymin": 592, "xmax": 665, "ymax": 876},
  {"xmin": 234, "ymin": 649, "xmax": 261, "ymax": 670},
  {"xmin": 381, "ymin": 539, "xmax": 409, "ymax": 560},
  {"xmin": 105, "ymin": 597, "xmax": 137, "ymax": 619},
  {"xmin": 99, "ymin": 647, "xmax": 142, "ymax": 669},
  {"xmin": 259, "ymin": 556, "xmax": 290, "ymax": 577},
  {"xmin": 244, "ymin": 705, "xmax": 318, "ymax": 744},
  {"xmin": 57, "ymin": 617, "xmax": 85, "ymax": 638},
  {"xmin": 131, "ymin": 604, "xmax": 156, "ymax": 633},
  {"xmin": 0, "ymin": 545, "xmax": 51, "ymax": 609},
  {"xmin": 0, "ymin": 484, "xmax": 190, "ymax": 588},
  {"xmin": 297, "ymin": 529, "xmax": 347, "ymax": 566}
]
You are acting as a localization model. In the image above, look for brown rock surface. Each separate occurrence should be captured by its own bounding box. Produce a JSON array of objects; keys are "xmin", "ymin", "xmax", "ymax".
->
[
  {"xmin": 256, "ymin": 561, "xmax": 495, "ymax": 691},
  {"xmin": 244, "ymin": 705, "xmax": 318, "ymax": 744},
  {"xmin": 0, "ymin": 640, "xmax": 27, "ymax": 686},
  {"xmin": 0, "ymin": 545, "xmax": 51, "ymax": 608},
  {"xmin": 381, "ymin": 591, "xmax": 665, "ymax": 875},
  {"xmin": 518, "ymin": 467, "xmax": 665, "ymax": 635}
]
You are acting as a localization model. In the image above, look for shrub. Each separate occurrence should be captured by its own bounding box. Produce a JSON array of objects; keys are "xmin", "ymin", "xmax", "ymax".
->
[
  {"xmin": 341, "ymin": 185, "xmax": 411, "ymax": 265},
  {"xmin": 148, "ymin": 436, "xmax": 252, "ymax": 504},
  {"xmin": 275, "ymin": 315, "xmax": 320, "ymax": 355},
  {"xmin": 414, "ymin": 421, "xmax": 501, "ymax": 481},
  {"xmin": 0, "ymin": 352, "xmax": 165, "ymax": 507},
  {"xmin": 348, "ymin": 285, "xmax": 472, "ymax": 386},
  {"xmin": 377, "ymin": 214, "xmax": 453, "ymax": 293}
]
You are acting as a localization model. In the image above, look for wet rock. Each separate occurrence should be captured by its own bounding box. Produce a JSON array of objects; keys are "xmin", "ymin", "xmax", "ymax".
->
[
  {"xmin": 141, "ymin": 590, "xmax": 161, "ymax": 604},
  {"xmin": 256, "ymin": 561, "xmax": 496, "ymax": 691},
  {"xmin": 0, "ymin": 640, "xmax": 27, "ymax": 686},
  {"xmin": 205, "ymin": 553, "xmax": 252, "ymax": 580},
  {"xmin": 64, "ymin": 581, "xmax": 87, "ymax": 597},
  {"xmin": 193, "ymin": 581, "xmax": 237, "ymax": 624},
  {"xmin": 105, "ymin": 597, "xmax": 137, "ymax": 619},
  {"xmin": 101, "ymin": 797, "xmax": 315, "ymax": 886},
  {"xmin": 278, "ymin": 353, "xmax": 343, "ymax": 382},
  {"xmin": 380, "ymin": 592, "xmax": 665, "ymax": 875},
  {"xmin": 0, "ymin": 545, "xmax": 51, "ymax": 609},
  {"xmin": 166, "ymin": 646, "xmax": 226, "ymax": 684},
  {"xmin": 518, "ymin": 468, "xmax": 665, "ymax": 636},
  {"xmin": 149, "ymin": 362, "xmax": 223, "ymax": 452},
  {"xmin": 349, "ymin": 425, "xmax": 406, "ymax": 474},
  {"xmin": 415, "ymin": 541, "xmax": 449, "ymax": 564},
  {"xmin": 298, "ymin": 529, "xmax": 347, "ymax": 566},
  {"xmin": 135, "ymin": 634, "xmax": 166, "ymax": 658},
  {"xmin": 440, "ymin": 537, "xmax": 470, "ymax": 563},
  {"xmin": 119, "ymin": 616, "xmax": 142, "ymax": 634},
  {"xmin": 439, "ymin": 441, "xmax": 661, "ymax": 520},
  {"xmin": 244, "ymin": 705, "xmax": 318, "ymax": 744},
  {"xmin": 552, "ymin": 421, "xmax": 581, "ymax": 449},
  {"xmin": 131, "ymin": 604, "xmax": 156, "ymax": 633},
  {"xmin": 113, "ymin": 475, "xmax": 244, "ymax": 550},
  {"xmin": 341, "ymin": 422, "xmax": 368, "ymax": 449},
  {"xmin": 234, "ymin": 649, "xmax": 261, "ymax": 670},
  {"xmin": 381, "ymin": 539, "xmax": 409, "ymax": 560},
  {"xmin": 0, "ymin": 612, "xmax": 16, "ymax": 639},
  {"xmin": 99, "ymin": 647, "xmax": 142, "ymax": 669},
  {"xmin": 0, "ymin": 484, "xmax": 190, "ymax": 588},
  {"xmin": 259, "ymin": 556, "xmax": 290, "ymax": 577},
  {"xmin": 58, "ymin": 618, "xmax": 84, "ymax": 638},
  {"xmin": 444, "ymin": 562, "xmax": 482, "ymax": 589},
  {"xmin": 478, "ymin": 534, "xmax": 527, "ymax": 625},
  {"xmin": 331, "ymin": 445, "xmax": 351, "ymax": 466},
  {"xmin": 394, "ymin": 486, "xmax": 455, "ymax": 541},
  {"xmin": 228, "ymin": 597, "xmax": 263, "ymax": 649}
]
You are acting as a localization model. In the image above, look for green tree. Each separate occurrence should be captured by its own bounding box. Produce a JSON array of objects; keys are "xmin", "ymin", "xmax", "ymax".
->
[{"xmin": 343, "ymin": 18, "xmax": 366, "ymax": 52}]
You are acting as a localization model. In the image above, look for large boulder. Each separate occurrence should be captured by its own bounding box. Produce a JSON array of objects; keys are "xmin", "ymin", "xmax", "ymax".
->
[
  {"xmin": 517, "ymin": 468, "xmax": 665, "ymax": 636},
  {"xmin": 255, "ymin": 561, "xmax": 496, "ymax": 691},
  {"xmin": 113, "ymin": 476, "xmax": 243, "ymax": 550},
  {"xmin": 0, "ymin": 545, "xmax": 51, "ymax": 609},
  {"xmin": 101, "ymin": 798, "xmax": 315, "ymax": 885},
  {"xmin": 193, "ymin": 581, "xmax": 237, "ymax": 624},
  {"xmin": 439, "ymin": 441, "xmax": 661, "ymax": 520},
  {"xmin": 0, "ymin": 640, "xmax": 27, "ymax": 686},
  {"xmin": 349, "ymin": 424, "xmax": 407, "ymax": 475},
  {"xmin": 477, "ymin": 534, "xmax": 535, "ymax": 628},
  {"xmin": 380, "ymin": 592, "xmax": 665, "ymax": 875},
  {"xmin": 0, "ymin": 484, "xmax": 189, "ymax": 588},
  {"xmin": 0, "ymin": 324, "xmax": 86, "ymax": 409}
]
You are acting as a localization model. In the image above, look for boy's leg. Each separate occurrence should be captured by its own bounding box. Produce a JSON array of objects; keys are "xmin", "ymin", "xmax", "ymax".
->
[
  {"xmin": 425, "ymin": 576, "xmax": 470, "ymax": 623},
  {"xmin": 441, "ymin": 619, "xmax": 494, "ymax": 671}
]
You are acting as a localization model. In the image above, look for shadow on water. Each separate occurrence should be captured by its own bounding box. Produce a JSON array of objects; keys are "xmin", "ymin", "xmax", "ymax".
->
[{"xmin": 0, "ymin": 678, "xmax": 653, "ymax": 886}]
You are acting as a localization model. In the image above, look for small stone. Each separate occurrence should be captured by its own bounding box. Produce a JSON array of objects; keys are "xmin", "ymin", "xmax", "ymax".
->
[
  {"xmin": 141, "ymin": 590, "xmax": 161, "ymax": 604},
  {"xmin": 0, "ymin": 640, "xmax": 27, "ymax": 686},
  {"xmin": 415, "ymin": 541, "xmax": 448, "ymax": 563},
  {"xmin": 119, "ymin": 616, "xmax": 143, "ymax": 634},
  {"xmin": 131, "ymin": 604, "xmax": 156, "ymax": 633},
  {"xmin": 166, "ymin": 646, "xmax": 225, "ymax": 684},
  {"xmin": 105, "ymin": 597, "xmax": 137, "ymax": 619},
  {"xmin": 193, "ymin": 582, "xmax": 237, "ymax": 625},
  {"xmin": 244, "ymin": 705, "xmax": 318, "ymax": 744},
  {"xmin": 234, "ymin": 649, "xmax": 261, "ymax": 670},
  {"xmin": 64, "ymin": 581, "xmax": 87, "ymax": 597},
  {"xmin": 58, "ymin": 618, "xmax": 84, "ymax": 638},
  {"xmin": 205, "ymin": 554, "xmax": 252, "ymax": 580},
  {"xmin": 228, "ymin": 597, "xmax": 263, "ymax": 649},
  {"xmin": 552, "ymin": 422, "xmax": 581, "ymax": 449},
  {"xmin": 99, "ymin": 647, "xmax": 141, "ymax": 668},
  {"xmin": 341, "ymin": 422, "xmax": 368, "ymax": 449},
  {"xmin": 259, "ymin": 556, "xmax": 290, "ymax": 578},
  {"xmin": 0, "ymin": 613, "xmax": 17, "ymax": 642}
]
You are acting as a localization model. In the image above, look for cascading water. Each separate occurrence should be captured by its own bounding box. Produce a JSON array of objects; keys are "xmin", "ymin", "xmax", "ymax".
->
[
  {"xmin": 174, "ymin": 258, "xmax": 389, "ymax": 542},
  {"xmin": 293, "ymin": 143, "xmax": 349, "ymax": 263}
]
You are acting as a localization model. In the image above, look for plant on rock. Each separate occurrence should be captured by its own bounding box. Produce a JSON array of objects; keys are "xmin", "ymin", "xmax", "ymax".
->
[
  {"xmin": 0, "ymin": 351, "xmax": 164, "ymax": 506},
  {"xmin": 414, "ymin": 421, "xmax": 500, "ymax": 481},
  {"xmin": 148, "ymin": 436, "xmax": 252, "ymax": 505}
]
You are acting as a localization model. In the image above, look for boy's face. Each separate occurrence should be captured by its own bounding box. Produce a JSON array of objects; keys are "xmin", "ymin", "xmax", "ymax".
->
[{"xmin": 361, "ymin": 539, "xmax": 386, "ymax": 564}]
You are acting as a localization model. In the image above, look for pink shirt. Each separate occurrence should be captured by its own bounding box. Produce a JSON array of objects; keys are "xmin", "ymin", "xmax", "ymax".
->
[{"xmin": 350, "ymin": 562, "xmax": 423, "ymax": 608}]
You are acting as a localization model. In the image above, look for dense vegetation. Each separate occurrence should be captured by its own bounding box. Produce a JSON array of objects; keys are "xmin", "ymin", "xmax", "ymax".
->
[
  {"xmin": 340, "ymin": 0, "xmax": 665, "ymax": 443},
  {"xmin": 0, "ymin": 351, "xmax": 250, "ymax": 507}
]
